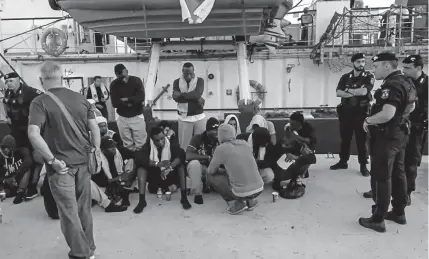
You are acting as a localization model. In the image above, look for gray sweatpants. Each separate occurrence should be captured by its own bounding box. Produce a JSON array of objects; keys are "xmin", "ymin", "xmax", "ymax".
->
[
  {"xmin": 178, "ymin": 118, "xmax": 206, "ymax": 150},
  {"xmin": 47, "ymin": 164, "xmax": 96, "ymax": 259}
]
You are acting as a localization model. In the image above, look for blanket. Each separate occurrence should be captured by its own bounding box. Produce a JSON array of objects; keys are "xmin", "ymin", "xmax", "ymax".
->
[{"xmin": 98, "ymin": 149, "xmax": 124, "ymax": 178}]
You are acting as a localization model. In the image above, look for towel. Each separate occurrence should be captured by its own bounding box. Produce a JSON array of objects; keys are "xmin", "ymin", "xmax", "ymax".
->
[
  {"xmin": 246, "ymin": 114, "xmax": 268, "ymax": 133},
  {"xmin": 224, "ymin": 114, "xmax": 241, "ymax": 135},
  {"xmin": 179, "ymin": 0, "xmax": 216, "ymax": 24},
  {"xmin": 98, "ymin": 149, "xmax": 124, "ymax": 178},
  {"xmin": 89, "ymin": 83, "xmax": 109, "ymax": 103},
  {"xmin": 177, "ymin": 76, "xmax": 198, "ymax": 117},
  {"xmin": 150, "ymin": 137, "xmax": 171, "ymax": 171}
]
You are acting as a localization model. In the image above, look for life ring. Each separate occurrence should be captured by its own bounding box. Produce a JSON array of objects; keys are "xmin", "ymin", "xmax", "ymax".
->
[
  {"xmin": 41, "ymin": 28, "xmax": 67, "ymax": 57},
  {"xmin": 236, "ymin": 80, "xmax": 266, "ymax": 104}
]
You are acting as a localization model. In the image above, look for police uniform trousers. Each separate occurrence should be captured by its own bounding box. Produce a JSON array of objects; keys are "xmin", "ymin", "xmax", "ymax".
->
[
  {"xmin": 338, "ymin": 105, "xmax": 368, "ymax": 164},
  {"xmin": 405, "ymin": 125, "xmax": 425, "ymax": 194},
  {"xmin": 370, "ymin": 126, "xmax": 408, "ymax": 219}
]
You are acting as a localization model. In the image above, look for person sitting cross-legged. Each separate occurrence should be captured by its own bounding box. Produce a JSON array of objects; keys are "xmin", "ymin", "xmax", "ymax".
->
[
  {"xmin": 133, "ymin": 126, "xmax": 192, "ymax": 214},
  {"xmin": 207, "ymin": 124, "xmax": 264, "ymax": 215},
  {"xmin": 0, "ymin": 135, "xmax": 33, "ymax": 204}
]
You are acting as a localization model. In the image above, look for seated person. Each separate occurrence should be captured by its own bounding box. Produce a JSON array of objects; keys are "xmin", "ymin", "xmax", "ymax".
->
[
  {"xmin": 96, "ymin": 116, "xmax": 133, "ymax": 159},
  {"xmin": 186, "ymin": 117, "xmax": 220, "ymax": 205},
  {"xmin": 92, "ymin": 136, "xmax": 135, "ymax": 206},
  {"xmin": 224, "ymin": 114, "xmax": 241, "ymax": 135},
  {"xmin": 42, "ymin": 176, "xmax": 127, "ymax": 220},
  {"xmin": 208, "ymin": 124, "xmax": 264, "ymax": 215},
  {"xmin": 273, "ymin": 112, "xmax": 317, "ymax": 199},
  {"xmin": 158, "ymin": 120, "xmax": 177, "ymax": 144},
  {"xmin": 133, "ymin": 126, "xmax": 191, "ymax": 214},
  {"xmin": 247, "ymin": 127, "xmax": 277, "ymax": 184},
  {"xmin": 245, "ymin": 102, "xmax": 277, "ymax": 145},
  {"xmin": 0, "ymin": 135, "xmax": 33, "ymax": 204}
]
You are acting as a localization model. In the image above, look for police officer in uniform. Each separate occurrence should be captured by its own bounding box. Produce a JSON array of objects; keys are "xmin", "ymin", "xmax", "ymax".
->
[
  {"xmin": 359, "ymin": 53, "xmax": 416, "ymax": 233},
  {"xmin": 331, "ymin": 53, "xmax": 374, "ymax": 176},
  {"xmin": 363, "ymin": 55, "xmax": 428, "ymax": 203},
  {"xmin": 3, "ymin": 72, "xmax": 42, "ymax": 199},
  {"xmin": 402, "ymin": 55, "xmax": 428, "ymax": 205}
]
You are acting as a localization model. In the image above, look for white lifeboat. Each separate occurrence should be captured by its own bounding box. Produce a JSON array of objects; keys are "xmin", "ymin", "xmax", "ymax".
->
[{"xmin": 49, "ymin": 0, "xmax": 293, "ymax": 38}]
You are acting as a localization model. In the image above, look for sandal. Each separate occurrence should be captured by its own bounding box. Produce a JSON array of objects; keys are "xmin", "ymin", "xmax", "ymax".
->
[
  {"xmin": 226, "ymin": 201, "xmax": 248, "ymax": 215},
  {"xmin": 246, "ymin": 199, "xmax": 259, "ymax": 211}
]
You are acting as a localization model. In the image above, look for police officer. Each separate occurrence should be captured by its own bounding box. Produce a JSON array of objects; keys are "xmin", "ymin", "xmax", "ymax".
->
[
  {"xmin": 402, "ymin": 55, "xmax": 428, "ymax": 206},
  {"xmin": 359, "ymin": 52, "xmax": 416, "ymax": 233},
  {"xmin": 331, "ymin": 53, "xmax": 374, "ymax": 176},
  {"xmin": 3, "ymin": 72, "xmax": 42, "ymax": 199}
]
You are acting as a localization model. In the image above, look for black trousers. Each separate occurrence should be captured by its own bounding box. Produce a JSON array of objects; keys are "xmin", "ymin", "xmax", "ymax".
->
[
  {"xmin": 146, "ymin": 167, "xmax": 179, "ymax": 194},
  {"xmin": 370, "ymin": 127, "xmax": 408, "ymax": 219},
  {"xmin": 337, "ymin": 106, "xmax": 368, "ymax": 164},
  {"xmin": 405, "ymin": 126, "xmax": 425, "ymax": 194},
  {"xmin": 273, "ymin": 153, "xmax": 317, "ymax": 186}
]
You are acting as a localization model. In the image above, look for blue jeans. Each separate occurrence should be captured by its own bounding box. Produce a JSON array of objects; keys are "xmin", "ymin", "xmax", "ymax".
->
[{"xmin": 47, "ymin": 164, "xmax": 96, "ymax": 259}]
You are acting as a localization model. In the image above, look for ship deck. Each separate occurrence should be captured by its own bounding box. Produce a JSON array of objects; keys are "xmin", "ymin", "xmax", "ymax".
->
[{"xmin": 0, "ymin": 155, "xmax": 427, "ymax": 259}]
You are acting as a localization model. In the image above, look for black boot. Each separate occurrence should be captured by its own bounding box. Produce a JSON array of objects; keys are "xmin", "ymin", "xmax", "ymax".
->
[
  {"xmin": 181, "ymin": 190, "xmax": 192, "ymax": 210},
  {"xmin": 360, "ymin": 164, "xmax": 370, "ymax": 177},
  {"xmin": 358, "ymin": 216, "xmax": 386, "ymax": 233},
  {"xmin": 330, "ymin": 161, "xmax": 348, "ymax": 170},
  {"xmin": 385, "ymin": 211, "xmax": 407, "ymax": 225},
  {"xmin": 363, "ymin": 190, "xmax": 373, "ymax": 199}
]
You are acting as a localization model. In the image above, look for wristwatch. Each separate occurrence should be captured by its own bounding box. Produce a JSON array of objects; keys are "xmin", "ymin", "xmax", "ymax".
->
[{"xmin": 46, "ymin": 157, "xmax": 56, "ymax": 165}]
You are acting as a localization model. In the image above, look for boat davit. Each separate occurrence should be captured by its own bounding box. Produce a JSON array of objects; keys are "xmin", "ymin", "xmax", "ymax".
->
[{"xmin": 48, "ymin": 0, "xmax": 294, "ymax": 38}]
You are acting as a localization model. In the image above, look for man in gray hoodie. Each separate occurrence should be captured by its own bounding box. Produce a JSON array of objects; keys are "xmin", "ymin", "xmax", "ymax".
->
[{"xmin": 208, "ymin": 124, "xmax": 264, "ymax": 215}]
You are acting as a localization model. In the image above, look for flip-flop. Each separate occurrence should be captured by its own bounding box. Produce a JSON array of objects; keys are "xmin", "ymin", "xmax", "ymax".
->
[
  {"xmin": 246, "ymin": 200, "xmax": 259, "ymax": 211},
  {"xmin": 226, "ymin": 204, "xmax": 248, "ymax": 215}
]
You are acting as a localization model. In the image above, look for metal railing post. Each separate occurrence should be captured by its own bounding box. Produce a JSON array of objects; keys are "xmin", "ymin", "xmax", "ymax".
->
[{"xmin": 398, "ymin": 5, "xmax": 403, "ymax": 52}]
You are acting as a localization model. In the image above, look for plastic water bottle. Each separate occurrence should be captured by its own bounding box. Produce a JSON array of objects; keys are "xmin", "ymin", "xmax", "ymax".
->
[{"xmin": 157, "ymin": 188, "xmax": 163, "ymax": 200}]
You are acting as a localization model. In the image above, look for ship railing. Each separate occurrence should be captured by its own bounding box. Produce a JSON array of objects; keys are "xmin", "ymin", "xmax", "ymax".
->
[{"xmin": 322, "ymin": 6, "xmax": 428, "ymax": 49}]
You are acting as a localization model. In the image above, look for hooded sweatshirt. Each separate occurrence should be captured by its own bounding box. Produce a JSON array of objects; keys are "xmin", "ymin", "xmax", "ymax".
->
[
  {"xmin": 208, "ymin": 124, "xmax": 264, "ymax": 197},
  {"xmin": 0, "ymin": 135, "xmax": 32, "ymax": 181},
  {"xmin": 224, "ymin": 114, "xmax": 241, "ymax": 135}
]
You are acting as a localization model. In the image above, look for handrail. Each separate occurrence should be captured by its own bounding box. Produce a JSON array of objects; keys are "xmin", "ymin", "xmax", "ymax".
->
[{"xmin": 1, "ymin": 16, "xmax": 71, "ymax": 21}]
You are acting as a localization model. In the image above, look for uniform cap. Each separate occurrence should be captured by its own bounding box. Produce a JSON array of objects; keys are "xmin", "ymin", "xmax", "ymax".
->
[
  {"xmin": 351, "ymin": 53, "xmax": 365, "ymax": 62},
  {"xmin": 4, "ymin": 72, "xmax": 19, "ymax": 80},
  {"xmin": 372, "ymin": 52, "xmax": 398, "ymax": 62},
  {"xmin": 403, "ymin": 55, "xmax": 423, "ymax": 66}
]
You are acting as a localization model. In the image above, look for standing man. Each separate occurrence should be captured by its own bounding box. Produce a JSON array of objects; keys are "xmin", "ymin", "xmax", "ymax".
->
[
  {"xmin": 110, "ymin": 64, "xmax": 147, "ymax": 152},
  {"xmin": 331, "ymin": 53, "xmax": 374, "ymax": 176},
  {"xmin": 86, "ymin": 76, "xmax": 110, "ymax": 119},
  {"xmin": 359, "ymin": 53, "xmax": 416, "ymax": 233},
  {"xmin": 402, "ymin": 55, "xmax": 428, "ymax": 205},
  {"xmin": 3, "ymin": 72, "xmax": 42, "ymax": 199},
  {"xmin": 173, "ymin": 62, "xmax": 206, "ymax": 150},
  {"xmin": 28, "ymin": 61, "xmax": 101, "ymax": 259}
]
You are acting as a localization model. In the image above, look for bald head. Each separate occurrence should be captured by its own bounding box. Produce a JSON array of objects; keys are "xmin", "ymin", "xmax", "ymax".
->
[{"xmin": 39, "ymin": 61, "xmax": 62, "ymax": 90}]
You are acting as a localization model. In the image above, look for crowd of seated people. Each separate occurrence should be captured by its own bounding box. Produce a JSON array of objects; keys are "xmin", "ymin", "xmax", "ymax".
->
[{"xmin": 0, "ymin": 98, "xmax": 317, "ymax": 215}]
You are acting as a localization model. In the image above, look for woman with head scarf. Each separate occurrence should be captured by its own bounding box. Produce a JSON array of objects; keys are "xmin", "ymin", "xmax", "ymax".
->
[
  {"xmin": 224, "ymin": 114, "xmax": 241, "ymax": 135},
  {"xmin": 248, "ymin": 127, "xmax": 277, "ymax": 184}
]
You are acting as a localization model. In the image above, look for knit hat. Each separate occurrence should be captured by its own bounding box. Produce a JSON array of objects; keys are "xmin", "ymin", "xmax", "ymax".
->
[
  {"xmin": 100, "ymin": 136, "xmax": 116, "ymax": 150},
  {"xmin": 206, "ymin": 117, "xmax": 220, "ymax": 131},
  {"xmin": 218, "ymin": 123, "xmax": 236, "ymax": 144},
  {"xmin": 1, "ymin": 135, "xmax": 16, "ymax": 149}
]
